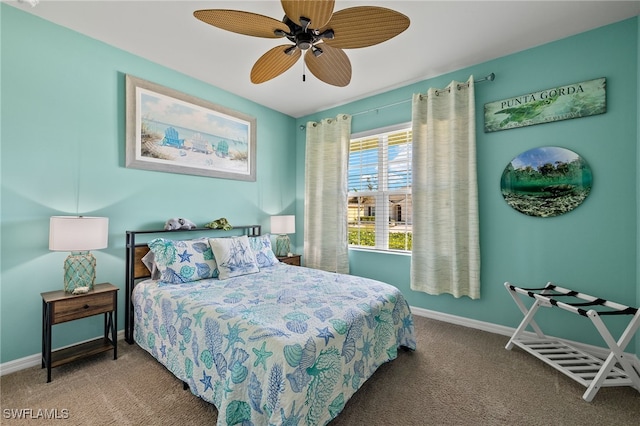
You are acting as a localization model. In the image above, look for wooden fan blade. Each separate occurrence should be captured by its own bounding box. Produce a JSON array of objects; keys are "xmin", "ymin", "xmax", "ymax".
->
[
  {"xmin": 281, "ymin": 0, "xmax": 335, "ymax": 28},
  {"xmin": 251, "ymin": 45, "xmax": 302, "ymax": 84},
  {"xmin": 304, "ymin": 44, "xmax": 351, "ymax": 87},
  {"xmin": 194, "ymin": 10, "xmax": 289, "ymax": 38},
  {"xmin": 321, "ymin": 6, "xmax": 410, "ymax": 49}
]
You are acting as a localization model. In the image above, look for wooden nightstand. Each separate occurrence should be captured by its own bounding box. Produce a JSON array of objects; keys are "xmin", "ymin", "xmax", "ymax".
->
[
  {"xmin": 278, "ymin": 254, "xmax": 301, "ymax": 266},
  {"xmin": 41, "ymin": 282, "xmax": 118, "ymax": 382}
]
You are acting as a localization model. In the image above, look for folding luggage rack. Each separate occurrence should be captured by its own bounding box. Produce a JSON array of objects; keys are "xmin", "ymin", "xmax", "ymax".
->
[{"xmin": 504, "ymin": 282, "xmax": 640, "ymax": 401}]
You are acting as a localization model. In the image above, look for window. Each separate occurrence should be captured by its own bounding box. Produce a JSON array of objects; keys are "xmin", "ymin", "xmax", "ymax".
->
[{"xmin": 347, "ymin": 124, "xmax": 412, "ymax": 251}]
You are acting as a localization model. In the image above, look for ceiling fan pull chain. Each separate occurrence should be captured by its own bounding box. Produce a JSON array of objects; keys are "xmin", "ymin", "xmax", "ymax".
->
[{"xmin": 303, "ymin": 57, "xmax": 306, "ymax": 82}]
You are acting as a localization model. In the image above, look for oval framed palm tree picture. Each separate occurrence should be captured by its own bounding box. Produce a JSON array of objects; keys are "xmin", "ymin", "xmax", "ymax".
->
[{"xmin": 500, "ymin": 146, "xmax": 592, "ymax": 217}]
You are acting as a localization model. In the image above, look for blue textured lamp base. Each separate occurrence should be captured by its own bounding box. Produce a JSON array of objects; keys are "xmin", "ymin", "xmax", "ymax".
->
[
  {"xmin": 63, "ymin": 251, "xmax": 96, "ymax": 293},
  {"xmin": 275, "ymin": 235, "xmax": 291, "ymax": 257}
]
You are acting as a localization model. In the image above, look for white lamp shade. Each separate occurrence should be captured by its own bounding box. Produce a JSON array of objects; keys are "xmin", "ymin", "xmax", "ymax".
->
[
  {"xmin": 49, "ymin": 216, "xmax": 109, "ymax": 251},
  {"xmin": 271, "ymin": 215, "xmax": 295, "ymax": 234}
]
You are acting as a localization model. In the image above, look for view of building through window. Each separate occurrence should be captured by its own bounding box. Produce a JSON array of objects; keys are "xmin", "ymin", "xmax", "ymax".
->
[{"xmin": 347, "ymin": 126, "xmax": 412, "ymax": 251}]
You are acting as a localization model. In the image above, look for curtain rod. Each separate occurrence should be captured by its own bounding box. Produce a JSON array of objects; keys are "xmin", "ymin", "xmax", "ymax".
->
[{"xmin": 350, "ymin": 72, "xmax": 495, "ymax": 117}]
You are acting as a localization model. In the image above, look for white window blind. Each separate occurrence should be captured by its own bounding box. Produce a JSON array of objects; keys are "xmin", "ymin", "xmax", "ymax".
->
[{"xmin": 347, "ymin": 125, "xmax": 412, "ymax": 251}]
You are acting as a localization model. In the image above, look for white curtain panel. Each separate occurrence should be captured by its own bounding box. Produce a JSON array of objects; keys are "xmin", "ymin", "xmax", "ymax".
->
[
  {"xmin": 304, "ymin": 114, "xmax": 351, "ymax": 273},
  {"xmin": 410, "ymin": 77, "xmax": 480, "ymax": 299}
]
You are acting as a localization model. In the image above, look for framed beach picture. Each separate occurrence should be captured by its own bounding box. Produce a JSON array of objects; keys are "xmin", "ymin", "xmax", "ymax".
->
[{"xmin": 125, "ymin": 75, "xmax": 256, "ymax": 181}]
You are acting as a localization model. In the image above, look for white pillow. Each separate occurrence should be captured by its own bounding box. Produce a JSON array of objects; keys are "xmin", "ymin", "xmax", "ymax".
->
[
  {"xmin": 208, "ymin": 235, "xmax": 260, "ymax": 279},
  {"xmin": 248, "ymin": 234, "xmax": 280, "ymax": 268}
]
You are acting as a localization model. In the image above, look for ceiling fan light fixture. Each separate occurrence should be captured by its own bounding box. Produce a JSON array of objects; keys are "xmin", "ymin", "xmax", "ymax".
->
[{"xmin": 295, "ymin": 31, "xmax": 314, "ymax": 50}]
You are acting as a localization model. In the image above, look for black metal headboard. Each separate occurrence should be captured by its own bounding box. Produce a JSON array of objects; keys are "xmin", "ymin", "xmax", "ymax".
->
[{"xmin": 124, "ymin": 225, "xmax": 261, "ymax": 344}]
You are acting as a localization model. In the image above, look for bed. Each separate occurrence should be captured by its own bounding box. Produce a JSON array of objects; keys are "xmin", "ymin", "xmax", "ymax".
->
[{"xmin": 125, "ymin": 226, "xmax": 416, "ymax": 426}]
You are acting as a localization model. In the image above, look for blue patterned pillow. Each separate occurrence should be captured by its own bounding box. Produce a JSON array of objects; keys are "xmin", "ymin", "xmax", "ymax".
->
[
  {"xmin": 208, "ymin": 235, "xmax": 260, "ymax": 279},
  {"xmin": 148, "ymin": 237, "xmax": 218, "ymax": 283},
  {"xmin": 248, "ymin": 234, "xmax": 280, "ymax": 268}
]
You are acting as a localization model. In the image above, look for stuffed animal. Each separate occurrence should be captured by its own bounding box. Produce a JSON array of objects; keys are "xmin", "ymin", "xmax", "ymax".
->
[
  {"xmin": 204, "ymin": 217, "xmax": 232, "ymax": 231},
  {"xmin": 164, "ymin": 217, "xmax": 197, "ymax": 231},
  {"xmin": 178, "ymin": 218, "xmax": 197, "ymax": 229}
]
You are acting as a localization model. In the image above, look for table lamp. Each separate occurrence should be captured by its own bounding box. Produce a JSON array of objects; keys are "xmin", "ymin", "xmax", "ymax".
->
[
  {"xmin": 49, "ymin": 216, "xmax": 109, "ymax": 293},
  {"xmin": 270, "ymin": 215, "xmax": 295, "ymax": 257}
]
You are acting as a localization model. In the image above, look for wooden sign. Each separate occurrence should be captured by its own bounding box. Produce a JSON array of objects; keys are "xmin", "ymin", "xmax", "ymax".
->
[{"xmin": 484, "ymin": 78, "xmax": 606, "ymax": 133}]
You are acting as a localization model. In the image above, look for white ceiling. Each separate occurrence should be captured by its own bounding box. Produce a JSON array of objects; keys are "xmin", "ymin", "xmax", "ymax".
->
[{"xmin": 7, "ymin": 1, "xmax": 640, "ymax": 117}]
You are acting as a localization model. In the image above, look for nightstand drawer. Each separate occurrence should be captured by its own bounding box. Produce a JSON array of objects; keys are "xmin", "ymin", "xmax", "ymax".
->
[
  {"xmin": 278, "ymin": 254, "xmax": 301, "ymax": 266},
  {"xmin": 52, "ymin": 292, "xmax": 114, "ymax": 324}
]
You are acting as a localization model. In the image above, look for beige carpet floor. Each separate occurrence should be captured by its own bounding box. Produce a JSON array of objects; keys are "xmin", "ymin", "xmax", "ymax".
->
[{"xmin": 1, "ymin": 316, "xmax": 638, "ymax": 425}]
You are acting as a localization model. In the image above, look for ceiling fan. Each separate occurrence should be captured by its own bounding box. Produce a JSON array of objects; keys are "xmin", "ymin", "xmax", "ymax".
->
[{"xmin": 194, "ymin": 1, "xmax": 410, "ymax": 87}]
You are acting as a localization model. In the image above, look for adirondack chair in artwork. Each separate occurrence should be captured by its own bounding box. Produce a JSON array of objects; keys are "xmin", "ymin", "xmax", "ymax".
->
[
  {"xmin": 191, "ymin": 133, "xmax": 212, "ymax": 154},
  {"xmin": 162, "ymin": 127, "xmax": 184, "ymax": 148},
  {"xmin": 217, "ymin": 140, "xmax": 229, "ymax": 157}
]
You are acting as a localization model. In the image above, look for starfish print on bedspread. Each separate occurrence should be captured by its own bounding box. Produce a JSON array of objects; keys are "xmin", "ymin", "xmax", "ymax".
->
[
  {"xmin": 224, "ymin": 321, "xmax": 247, "ymax": 353},
  {"xmin": 174, "ymin": 300, "xmax": 189, "ymax": 321},
  {"xmin": 316, "ymin": 327, "xmax": 335, "ymax": 346},
  {"xmin": 252, "ymin": 341, "xmax": 273, "ymax": 370},
  {"xmin": 200, "ymin": 370, "xmax": 213, "ymax": 392},
  {"xmin": 342, "ymin": 371, "xmax": 352, "ymax": 387},
  {"xmin": 358, "ymin": 334, "xmax": 373, "ymax": 360},
  {"xmin": 193, "ymin": 308, "xmax": 206, "ymax": 328}
]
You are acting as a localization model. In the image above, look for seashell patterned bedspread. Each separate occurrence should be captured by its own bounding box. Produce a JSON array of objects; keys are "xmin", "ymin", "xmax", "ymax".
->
[{"xmin": 133, "ymin": 263, "xmax": 416, "ymax": 426}]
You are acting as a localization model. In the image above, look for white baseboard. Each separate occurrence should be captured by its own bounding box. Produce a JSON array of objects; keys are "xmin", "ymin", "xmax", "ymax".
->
[
  {"xmin": 2, "ymin": 312, "xmax": 638, "ymax": 376},
  {"xmin": 410, "ymin": 306, "xmax": 640, "ymax": 371},
  {"xmin": 0, "ymin": 330, "xmax": 125, "ymax": 376}
]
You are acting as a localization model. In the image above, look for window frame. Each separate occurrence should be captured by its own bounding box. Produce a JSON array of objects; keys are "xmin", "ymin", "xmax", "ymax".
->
[{"xmin": 348, "ymin": 122, "xmax": 412, "ymax": 253}]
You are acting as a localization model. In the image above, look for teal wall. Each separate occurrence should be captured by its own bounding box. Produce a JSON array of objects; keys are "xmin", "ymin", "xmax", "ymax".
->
[
  {"xmin": 296, "ymin": 18, "xmax": 639, "ymax": 354},
  {"xmin": 1, "ymin": 5, "xmax": 638, "ymax": 364},
  {"xmin": 0, "ymin": 5, "xmax": 296, "ymax": 363}
]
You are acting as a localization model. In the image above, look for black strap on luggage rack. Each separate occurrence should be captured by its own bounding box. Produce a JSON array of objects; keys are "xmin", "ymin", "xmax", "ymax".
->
[{"xmin": 504, "ymin": 281, "xmax": 640, "ymax": 402}]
